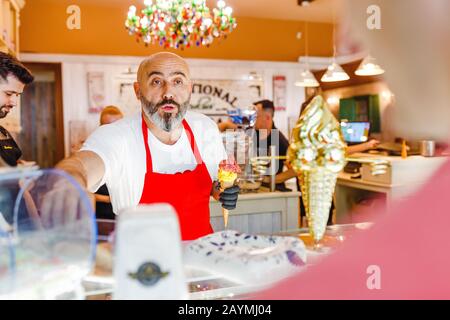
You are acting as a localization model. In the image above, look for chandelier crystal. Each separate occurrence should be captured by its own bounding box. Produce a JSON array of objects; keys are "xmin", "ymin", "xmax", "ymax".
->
[{"xmin": 125, "ymin": 0, "xmax": 237, "ymax": 50}]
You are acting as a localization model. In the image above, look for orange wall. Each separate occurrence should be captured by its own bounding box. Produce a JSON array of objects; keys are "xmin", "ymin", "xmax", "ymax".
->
[{"xmin": 20, "ymin": 0, "xmax": 333, "ymax": 61}]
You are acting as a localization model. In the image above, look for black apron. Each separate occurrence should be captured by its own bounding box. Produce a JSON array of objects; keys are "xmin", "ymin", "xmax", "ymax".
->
[{"xmin": 0, "ymin": 126, "xmax": 22, "ymax": 167}]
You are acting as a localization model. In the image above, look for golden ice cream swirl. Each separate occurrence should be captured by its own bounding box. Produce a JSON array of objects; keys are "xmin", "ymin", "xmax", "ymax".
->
[{"xmin": 288, "ymin": 96, "xmax": 347, "ymax": 173}]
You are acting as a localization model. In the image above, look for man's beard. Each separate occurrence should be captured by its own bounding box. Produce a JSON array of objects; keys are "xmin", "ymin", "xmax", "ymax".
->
[
  {"xmin": 0, "ymin": 105, "xmax": 11, "ymax": 119},
  {"xmin": 141, "ymin": 96, "xmax": 190, "ymax": 132}
]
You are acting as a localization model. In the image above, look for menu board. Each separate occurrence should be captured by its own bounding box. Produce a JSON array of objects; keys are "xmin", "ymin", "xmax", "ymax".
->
[
  {"xmin": 272, "ymin": 75, "xmax": 287, "ymax": 111},
  {"xmin": 109, "ymin": 76, "xmax": 265, "ymax": 122}
]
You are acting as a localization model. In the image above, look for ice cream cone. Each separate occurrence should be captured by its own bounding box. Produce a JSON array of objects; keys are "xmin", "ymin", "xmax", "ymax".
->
[
  {"xmin": 218, "ymin": 157, "xmax": 240, "ymax": 229},
  {"xmin": 220, "ymin": 180, "xmax": 235, "ymax": 190},
  {"xmin": 223, "ymin": 208, "xmax": 229, "ymax": 228},
  {"xmin": 220, "ymin": 180, "xmax": 235, "ymax": 229}
]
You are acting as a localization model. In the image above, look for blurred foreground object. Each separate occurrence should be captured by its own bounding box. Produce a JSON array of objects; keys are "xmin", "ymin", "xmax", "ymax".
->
[
  {"xmin": 113, "ymin": 204, "xmax": 187, "ymax": 300},
  {"xmin": 0, "ymin": 169, "xmax": 96, "ymax": 299},
  {"xmin": 256, "ymin": 0, "xmax": 450, "ymax": 299}
]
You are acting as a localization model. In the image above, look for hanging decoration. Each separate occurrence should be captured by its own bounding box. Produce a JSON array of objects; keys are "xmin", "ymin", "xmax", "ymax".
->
[{"xmin": 125, "ymin": 0, "xmax": 237, "ymax": 50}]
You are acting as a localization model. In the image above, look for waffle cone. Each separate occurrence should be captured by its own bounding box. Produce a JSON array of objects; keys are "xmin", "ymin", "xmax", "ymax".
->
[
  {"xmin": 223, "ymin": 208, "xmax": 229, "ymax": 228},
  {"xmin": 300, "ymin": 168, "xmax": 338, "ymax": 242}
]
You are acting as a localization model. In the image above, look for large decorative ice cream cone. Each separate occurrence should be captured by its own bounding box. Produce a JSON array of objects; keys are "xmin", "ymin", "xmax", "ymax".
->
[
  {"xmin": 288, "ymin": 96, "xmax": 346, "ymax": 244},
  {"xmin": 299, "ymin": 168, "xmax": 339, "ymax": 242}
]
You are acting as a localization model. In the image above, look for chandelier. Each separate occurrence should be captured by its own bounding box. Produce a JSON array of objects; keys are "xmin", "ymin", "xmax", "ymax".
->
[{"xmin": 125, "ymin": 0, "xmax": 237, "ymax": 50}]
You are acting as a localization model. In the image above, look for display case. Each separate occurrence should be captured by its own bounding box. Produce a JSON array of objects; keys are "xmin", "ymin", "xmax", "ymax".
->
[{"xmin": 0, "ymin": 168, "xmax": 97, "ymax": 299}]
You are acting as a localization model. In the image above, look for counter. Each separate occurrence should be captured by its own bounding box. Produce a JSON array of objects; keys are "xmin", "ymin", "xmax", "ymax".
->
[
  {"xmin": 209, "ymin": 187, "xmax": 301, "ymax": 234},
  {"xmin": 335, "ymin": 154, "xmax": 448, "ymax": 223},
  {"xmin": 85, "ymin": 223, "xmax": 372, "ymax": 300}
]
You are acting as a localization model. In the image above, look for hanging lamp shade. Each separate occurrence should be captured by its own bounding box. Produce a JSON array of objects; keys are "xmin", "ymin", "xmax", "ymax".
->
[
  {"xmin": 295, "ymin": 69, "xmax": 320, "ymax": 87},
  {"xmin": 321, "ymin": 61, "xmax": 350, "ymax": 82},
  {"xmin": 355, "ymin": 55, "xmax": 385, "ymax": 76}
]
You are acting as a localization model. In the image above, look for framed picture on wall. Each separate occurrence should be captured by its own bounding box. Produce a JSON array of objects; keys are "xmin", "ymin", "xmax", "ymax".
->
[
  {"xmin": 272, "ymin": 75, "xmax": 287, "ymax": 111},
  {"xmin": 87, "ymin": 72, "xmax": 106, "ymax": 113}
]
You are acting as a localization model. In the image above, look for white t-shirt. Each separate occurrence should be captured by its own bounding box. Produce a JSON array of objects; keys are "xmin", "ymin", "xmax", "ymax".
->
[{"xmin": 81, "ymin": 111, "xmax": 227, "ymax": 215}]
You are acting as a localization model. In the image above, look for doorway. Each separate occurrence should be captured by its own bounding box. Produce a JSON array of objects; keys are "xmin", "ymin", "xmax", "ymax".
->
[{"xmin": 20, "ymin": 63, "xmax": 64, "ymax": 168}]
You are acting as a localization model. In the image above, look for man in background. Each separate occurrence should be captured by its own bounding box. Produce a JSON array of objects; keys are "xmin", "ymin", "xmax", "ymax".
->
[
  {"xmin": 253, "ymin": 99, "xmax": 291, "ymax": 191},
  {"xmin": 95, "ymin": 106, "xmax": 124, "ymax": 223},
  {"xmin": 0, "ymin": 52, "xmax": 34, "ymax": 167}
]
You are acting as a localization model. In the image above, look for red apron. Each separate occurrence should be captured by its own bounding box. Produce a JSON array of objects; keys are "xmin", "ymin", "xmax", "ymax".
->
[{"xmin": 138, "ymin": 116, "xmax": 214, "ymax": 240}]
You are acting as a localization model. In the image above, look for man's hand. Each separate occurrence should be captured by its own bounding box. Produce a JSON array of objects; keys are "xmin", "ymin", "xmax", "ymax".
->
[
  {"xmin": 31, "ymin": 151, "xmax": 103, "ymax": 229},
  {"xmin": 219, "ymin": 185, "xmax": 240, "ymax": 210},
  {"xmin": 366, "ymin": 139, "xmax": 380, "ymax": 149},
  {"xmin": 95, "ymin": 194, "xmax": 111, "ymax": 204},
  {"xmin": 36, "ymin": 171, "xmax": 94, "ymax": 229},
  {"xmin": 211, "ymin": 181, "xmax": 240, "ymax": 210}
]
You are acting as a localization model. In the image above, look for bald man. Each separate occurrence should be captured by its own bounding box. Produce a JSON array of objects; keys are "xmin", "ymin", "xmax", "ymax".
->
[{"xmin": 55, "ymin": 52, "xmax": 239, "ymax": 240}]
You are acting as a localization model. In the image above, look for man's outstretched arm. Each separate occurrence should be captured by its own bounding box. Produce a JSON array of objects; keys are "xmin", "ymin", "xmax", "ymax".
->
[{"xmin": 55, "ymin": 150, "xmax": 105, "ymax": 191}]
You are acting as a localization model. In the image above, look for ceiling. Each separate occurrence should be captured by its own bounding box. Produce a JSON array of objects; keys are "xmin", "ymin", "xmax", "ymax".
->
[
  {"xmin": 216, "ymin": 0, "xmax": 344, "ymax": 23},
  {"xmin": 51, "ymin": 0, "xmax": 343, "ymax": 23}
]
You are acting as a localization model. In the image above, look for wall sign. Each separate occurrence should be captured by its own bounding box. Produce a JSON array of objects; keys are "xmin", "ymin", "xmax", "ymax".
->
[
  {"xmin": 87, "ymin": 72, "xmax": 106, "ymax": 113},
  {"xmin": 190, "ymin": 79, "xmax": 264, "ymax": 116},
  {"xmin": 272, "ymin": 75, "xmax": 287, "ymax": 111}
]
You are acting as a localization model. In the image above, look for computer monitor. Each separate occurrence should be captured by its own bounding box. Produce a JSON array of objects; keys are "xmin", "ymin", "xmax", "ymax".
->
[{"xmin": 341, "ymin": 122, "xmax": 371, "ymax": 144}]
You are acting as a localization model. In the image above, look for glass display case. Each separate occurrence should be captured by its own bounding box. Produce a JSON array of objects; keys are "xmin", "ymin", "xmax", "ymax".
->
[
  {"xmin": 82, "ymin": 223, "xmax": 373, "ymax": 300},
  {"xmin": 0, "ymin": 168, "xmax": 97, "ymax": 299}
]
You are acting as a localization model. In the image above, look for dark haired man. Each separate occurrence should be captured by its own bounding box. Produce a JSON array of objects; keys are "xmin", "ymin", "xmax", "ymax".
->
[
  {"xmin": 0, "ymin": 52, "xmax": 34, "ymax": 166},
  {"xmin": 253, "ymin": 99, "xmax": 291, "ymax": 191}
]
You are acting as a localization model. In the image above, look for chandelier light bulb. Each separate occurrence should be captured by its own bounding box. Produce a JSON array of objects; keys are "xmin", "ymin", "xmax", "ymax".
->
[
  {"xmin": 224, "ymin": 6, "xmax": 233, "ymax": 16},
  {"xmin": 140, "ymin": 16, "xmax": 149, "ymax": 28},
  {"xmin": 158, "ymin": 21, "xmax": 166, "ymax": 30},
  {"xmin": 128, "ymin": 5, "xmax": 137, "ymax": 18},
  {"xmin": 203, "ymin": 18, "xmax": 212, "ymax": 27},
  {"xmin": 217, "ymin": 0, "xmax": 226, "ymax": 9}
]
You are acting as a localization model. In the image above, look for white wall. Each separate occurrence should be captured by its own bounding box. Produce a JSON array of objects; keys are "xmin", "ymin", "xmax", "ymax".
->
[{"xmin": 21, "ymin": 53, "xmax": 321, "ymax": 156}]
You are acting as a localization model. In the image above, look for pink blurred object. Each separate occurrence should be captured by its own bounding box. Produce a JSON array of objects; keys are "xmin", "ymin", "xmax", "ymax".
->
[{"xmin": 256, "ymin": 158, "xmax": 450, "ymax": 299}]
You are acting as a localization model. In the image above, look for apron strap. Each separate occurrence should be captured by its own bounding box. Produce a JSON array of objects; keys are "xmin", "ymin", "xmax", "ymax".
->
[
  {"xmin": 0, "ymin": 126, "xmax": 11, "ymax": 139},
  {"xmin": 141, "ymin": 115, "xmax": 203, "ymax": 173},
  {"xmin": 182, "ymin": 120, "xmax": 203, "ymax": 165},
  {"xmin": 141, "ymin": 116, "xmax": 153, "ymax": 173}
]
